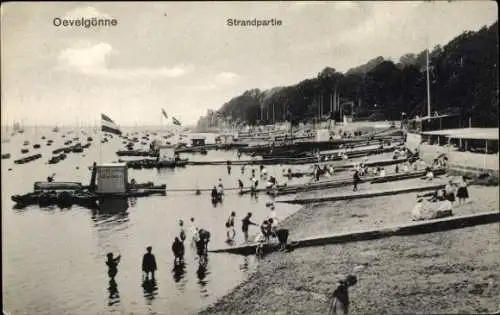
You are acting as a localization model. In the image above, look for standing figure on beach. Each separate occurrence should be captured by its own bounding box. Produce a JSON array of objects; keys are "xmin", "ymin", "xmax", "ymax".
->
[
  {"xmin": 241, "ymin": 212, "xmax": 258, "ymax": 242},
  {"xmin": 456, "ymin": 176, "xmax": 469, "ymax": 204},
  {"xmin": 106, "ymin": 252, "xmax": 121, "ymax": 280},
  {"xmin": 444, "ymin": 180, "xmax": 456, "ymax": 204},
  {"xmin": 329, "ymin": 275, "xmax": 358, "ymax": 315},
  {"xmin": 142, "ymin": 246, "xmax": 157, "ymax": 280},
  {"xmin": 227, "ymin": 160, "xmax": 232, "ymax": 175},
  {"xmin": 352, "ymin": 170, "xmax": 361, "ymax": 192},
  {"xmin": 171, "ymin": 237, "xmax": 185, "ymax": 264}
]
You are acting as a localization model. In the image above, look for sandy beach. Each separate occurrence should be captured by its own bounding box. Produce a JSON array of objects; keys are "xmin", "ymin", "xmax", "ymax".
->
[{"xmin": 201, "ymin": 184, "xmax": 499, "ymax": 314}]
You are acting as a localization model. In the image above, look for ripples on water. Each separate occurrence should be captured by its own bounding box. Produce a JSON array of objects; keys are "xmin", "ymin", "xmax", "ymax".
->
[{"xmin": 2, "ymin": 127, "xmax": 302, "ymax": 315}]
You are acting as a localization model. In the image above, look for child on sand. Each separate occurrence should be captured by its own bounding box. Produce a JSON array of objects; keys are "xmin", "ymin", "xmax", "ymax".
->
[{"xmin": 329, "ymin": 275, "xmax": 358, "ymax": 315}]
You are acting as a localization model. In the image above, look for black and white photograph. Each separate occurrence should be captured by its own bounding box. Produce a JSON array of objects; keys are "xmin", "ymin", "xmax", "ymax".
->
[{"xmin": 1, "ymin": 1, "xmax": 498, "ymax": 314}]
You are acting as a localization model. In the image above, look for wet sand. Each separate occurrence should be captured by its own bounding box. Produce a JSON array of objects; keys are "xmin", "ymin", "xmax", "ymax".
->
[{"xmin": 201, "ymin": 184, "xmax": 499, "ymax": 314}]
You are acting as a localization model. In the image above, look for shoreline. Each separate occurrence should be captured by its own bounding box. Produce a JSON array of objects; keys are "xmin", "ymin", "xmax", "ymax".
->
[{"xmin": 200, "ymin": 183, "xmax": 500, "ymax": 314}]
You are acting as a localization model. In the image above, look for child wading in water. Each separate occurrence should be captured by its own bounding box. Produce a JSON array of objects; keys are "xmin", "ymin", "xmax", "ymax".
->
[
  {"xmin": 329, "ymin": 275, "xmax": 358, "ymax": 315},
  {"xmin": 106, "ymin": 253, "xmax": 121, "ymax": 280}
]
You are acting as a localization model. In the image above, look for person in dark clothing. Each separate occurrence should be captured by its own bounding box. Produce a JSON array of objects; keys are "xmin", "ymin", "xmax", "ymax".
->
[
  {"xmin": 198, "ymin": 228, "xmax": 211, "ymax": 254},
  {"xmin": 275, "ymin": 229, "xmax": 289, "ymax": 250},
  {"xmin": 394, "ymin": 165, "xmax": 399, "ymax": 174},
  {"xmin": 142, "ymin": 246, "xmax": 157, "ymax": 280},
  {"xmin": 241, "ymin": 212, "xmax": 257, "ymax": 242},
  {"xmin": 171, "ymin": 237, "xmax": 184, "ymax": 264},
  {"xmin": 106, "ymin": 253, "xmax": 121, "ymax": 279},
  {"xmin": 47, "ymin": 173, "xmax": 56, "ymax": 182},
  {"xmin": 211, "ymin": 186, "xmax": 218, "ymax": 200},
  {"xmin": 238, "ymin": 179, "xmax": 244, "ymax": 193},
  {"xmin": 196, "ymin": 229, "xmax": 210, "ymax": 266},
  {"xmin": 227, "ymin": 160, "xmax": 232, "ymax": 175},
  {"xmin": 352, "ymin": 170, "xmax": 361, "ymax": 192},
  {"xmin": 328, "ymin": 275, "xmax": 358, "ymax": 315}
]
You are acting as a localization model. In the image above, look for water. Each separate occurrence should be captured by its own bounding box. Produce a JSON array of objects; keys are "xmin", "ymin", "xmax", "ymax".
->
[{"xmin": 2, "ymin": 127, "xmax": 303, "ymax": 315}]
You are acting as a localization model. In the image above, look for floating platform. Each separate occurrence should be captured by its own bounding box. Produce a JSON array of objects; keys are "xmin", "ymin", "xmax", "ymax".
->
[
  {"xmin": 276, "ymin": 183, "xmax": 446, "ymax": 204},
  {"xmin": 209, "ymin": 211, "xmax": 499, "ymax": 255}
]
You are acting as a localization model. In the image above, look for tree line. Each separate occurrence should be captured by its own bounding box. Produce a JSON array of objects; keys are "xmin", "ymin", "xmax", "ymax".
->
[{"xmin": 197, "ymin": 21, "xmax": 498, "ymax": 128}]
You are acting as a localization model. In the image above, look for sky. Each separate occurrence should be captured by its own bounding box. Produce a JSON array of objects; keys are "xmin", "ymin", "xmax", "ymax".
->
[{"xmin": 1, "ymin": 1, "xmax": 497, "ymax": 126}]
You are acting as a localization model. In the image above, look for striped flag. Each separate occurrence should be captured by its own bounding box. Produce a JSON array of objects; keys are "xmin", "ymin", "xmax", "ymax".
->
[
  {"xmin": 101, "ymin": 114, "xmax": 122, "ymax": 135},
  {"xmin": 172, "ymin": 117, "xmax": 182, "ymax": 126},
  {"xmin": 162, "ymin": 108, "xmax": 168, "ymax": 119}
]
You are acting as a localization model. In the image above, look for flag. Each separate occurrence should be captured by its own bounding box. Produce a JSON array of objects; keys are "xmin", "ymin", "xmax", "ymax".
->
[
  {"xmin": 172, "ymin": 117, "xmax": 182, "ymax": 126},
  {"xmin": 101, "ymin": 114, "xmax": 122, "ymax": 135},
  {"xmin": 162, "ymin": 108, "xmax": 168, "ymax": 119}
]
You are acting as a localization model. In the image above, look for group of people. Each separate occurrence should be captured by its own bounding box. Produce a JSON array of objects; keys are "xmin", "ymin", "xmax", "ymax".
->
[
  {"xmin": 412, "ymin": 176, "xmax": 470, "ymax": 221},
  {"xmin": 211, "ymin": 179, "xmax": 224, "ymax": 203},
  {"xmin": 176, "ymin": 217, "xmax": 211, "ymax": 265}
]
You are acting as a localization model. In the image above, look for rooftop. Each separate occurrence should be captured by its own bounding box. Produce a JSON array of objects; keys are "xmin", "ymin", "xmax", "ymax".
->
[
  {"xmin": 421, "ymin": 128, "xmax": 498, "ymax": 140},
  {"xmin": 411, "ymin": 114, "xmax": 459, "ymax": 122}
]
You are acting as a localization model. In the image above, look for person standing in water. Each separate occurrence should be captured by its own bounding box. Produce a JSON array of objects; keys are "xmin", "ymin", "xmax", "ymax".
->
[
  {"xmin": 106, "ymin": 253, "xmax": 121, "ymax": 280},
  {"xmin": 142, "ymin": 246, "xmax": 157, "ymax": 280},
  {"xmin": 238, "ymin": 179, "xmax": 244, "ymax": 193},
  {"xmin": 226, "ymin": 211, "xmax": 236, "ymax": 242},
  {"xmin": 178, "ymin": 219, "xmax": 186, "ymax": 242},
  {"xmin": 189, "ymin": 217, "xmax": 198, "ymax": 247},
  {"xmin": 171, "ymin": 237, "xmax": 185, "ymax": 264},
  {"xmin": 241, "ymin": 212, "xmax": 257, "ymax": 242}
]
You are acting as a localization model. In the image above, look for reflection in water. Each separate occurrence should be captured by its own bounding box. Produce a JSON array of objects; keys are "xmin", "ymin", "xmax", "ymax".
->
[
  {"xmin": 128, "ymin": 197, "xmax": 137, "ymax": 207},
  {"xmin": 92, "ymin": 197, "xmax": 129, "ymax": 226},
  {"xmin": 108, "ymin": 279, "xmax": 120, "ymax": 306},
  {"xmin": 172, "ymin": 261, "xmax": 187, "ymax": 293},
  {"xmin": 197, "ymin": 261, "xmax": 211, "ymax": 298},
  {"xmin": 172, "ymin": 261, "xmax": 186, "ymax": 283},
  {"xmin": 239, "ymin": 256, "xmax": 249, "ymax": 272},
  {"xmin": 142, "ymin": 279, "xmax": 158, "ymax": 304}
]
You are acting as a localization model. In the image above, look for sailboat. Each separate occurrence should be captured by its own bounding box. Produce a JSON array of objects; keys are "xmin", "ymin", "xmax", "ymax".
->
[
  {"xmin": 14, "ymin": 121, "xmax": 24, "ymax": 134},
  {"xmin": 52, "ymin": 126, "xmax": 60, "ymax": 132}
]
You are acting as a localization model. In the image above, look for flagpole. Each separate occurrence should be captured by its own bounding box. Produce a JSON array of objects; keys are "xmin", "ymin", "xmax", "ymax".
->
[
  {"xmin": 98, "ymin": 118, "xmax": 103, "ymax": 164},
  {"xmin": 426, "ymin": 47, "xmax": 431, "ymax": 118}
]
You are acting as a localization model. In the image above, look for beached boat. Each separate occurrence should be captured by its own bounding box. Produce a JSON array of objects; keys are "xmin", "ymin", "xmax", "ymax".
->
[
  {"xmin": 209, "ymin": 211, "xmax": 499, "ymax": 256},
  {"xmin": 2, "ymin": 153, "xmax": 11, "ymax": 159},
  {"xmin": 274, "ymin": 169, "xmax": 446, "ymax": 196},
  {"xmin": 33, "ymin": 181, "xmax": 83, "ymax": 192}
]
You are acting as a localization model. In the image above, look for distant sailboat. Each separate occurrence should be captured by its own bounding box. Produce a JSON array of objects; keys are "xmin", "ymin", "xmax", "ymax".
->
[
  {"xmin": 52, "ymin": 126, "xmax": 60, "ymax": 132},
  {"xmin": 13, "ymin": 122, "xmax": 24, "ymax": 134}
]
